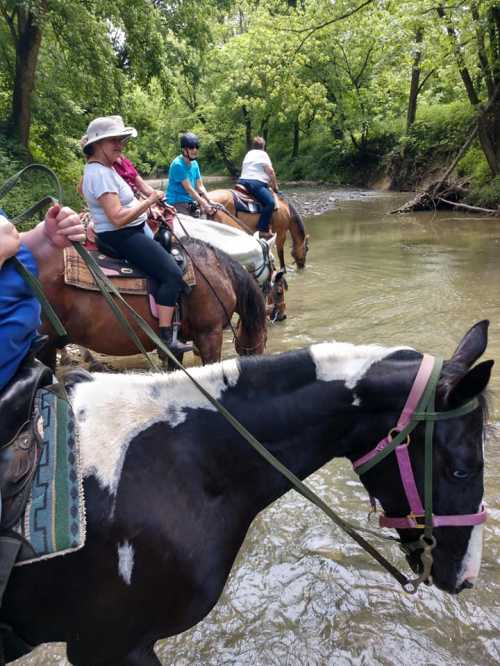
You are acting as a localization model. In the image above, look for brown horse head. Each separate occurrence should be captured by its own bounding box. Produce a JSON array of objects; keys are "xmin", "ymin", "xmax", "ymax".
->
[
  {"xmin": 287, "ymin": 201, "xmax": 309, "ymax": 269},
  {"xmin": 267, "ymin": 270, "xmax": 288, "ymax": 322}
]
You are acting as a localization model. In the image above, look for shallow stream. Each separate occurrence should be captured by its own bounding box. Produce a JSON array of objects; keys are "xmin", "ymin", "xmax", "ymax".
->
[{"xmin": 17, "ymin": 188, "xmax": 500, "ymax": 665}]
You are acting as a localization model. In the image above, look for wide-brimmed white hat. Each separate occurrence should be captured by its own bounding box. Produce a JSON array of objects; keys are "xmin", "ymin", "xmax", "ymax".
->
[{"xmin": 80, "ymin": 115, "xmax": 137, "ymax": 153}]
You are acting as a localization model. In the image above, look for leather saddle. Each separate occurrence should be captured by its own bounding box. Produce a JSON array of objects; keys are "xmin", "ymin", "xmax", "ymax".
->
[
  {"xmin": 95, "ymin": 228, "xmax": 190, "ymax": 279},
  {"xmin": 231, "ymin": 185, "xmax": 262, "ymax": 215},
  {"xmin": 0, "ymin": 358, "xmax": 52, "ymax": 530}
]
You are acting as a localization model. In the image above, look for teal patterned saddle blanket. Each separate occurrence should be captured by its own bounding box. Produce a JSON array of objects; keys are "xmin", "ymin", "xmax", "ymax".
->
[{"xmin": 14, "ymin": 388, "xmax": 86, "ymax": 566}]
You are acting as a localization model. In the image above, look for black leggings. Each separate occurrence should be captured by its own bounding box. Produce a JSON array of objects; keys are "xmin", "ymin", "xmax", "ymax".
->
[{"xmin": 98, "ymin": 224, "xmax": 184, "ymax": 307}]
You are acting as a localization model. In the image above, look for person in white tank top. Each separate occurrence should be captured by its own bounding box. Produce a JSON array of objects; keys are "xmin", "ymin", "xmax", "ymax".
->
[{"xmin": 238, "ymin": 137, "xmax": 278, "ymax": 237}]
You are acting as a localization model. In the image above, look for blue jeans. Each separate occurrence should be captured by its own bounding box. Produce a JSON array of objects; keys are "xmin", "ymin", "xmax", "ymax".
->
[{"xmin": 238, "ymin": 179, "xmax": 274, "ymax": 231}]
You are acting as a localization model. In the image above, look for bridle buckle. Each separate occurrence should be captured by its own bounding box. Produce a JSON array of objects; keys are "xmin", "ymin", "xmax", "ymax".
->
[{"xmin": 407, "ymin": 512, "xmax": 425, "ymax": 528}]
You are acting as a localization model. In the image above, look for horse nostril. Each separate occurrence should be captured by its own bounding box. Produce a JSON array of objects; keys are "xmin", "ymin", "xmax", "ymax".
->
[{"xmin": 461, "ymin": 579, "xmax": 475, "ymax": 590}]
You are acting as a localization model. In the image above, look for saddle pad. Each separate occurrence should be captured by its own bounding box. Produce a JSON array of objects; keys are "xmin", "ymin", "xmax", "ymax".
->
[
  {"xmin": 14, "ymin": 388, "xmax": 86, "ymax": 566},
  {"xmin": 63, "ymin": 245, "xmax": 196, "ymax": 295},
  {"xmin": 173, "ymin": 214, "xmax": 275, "ymax": 287}
]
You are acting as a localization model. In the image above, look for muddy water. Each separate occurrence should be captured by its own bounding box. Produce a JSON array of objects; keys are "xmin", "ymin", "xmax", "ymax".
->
[{"xmin": 16, "ymin": 190, "xmax": 500, "ymax": 665}]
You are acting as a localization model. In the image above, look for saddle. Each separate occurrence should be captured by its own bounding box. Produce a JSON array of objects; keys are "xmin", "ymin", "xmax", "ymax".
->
[
  {"xmin": 0, "ymin": 358, "xmax": 52, "ymax": 531},
  {"xmin": 63, "ymin": 234, "xmax": 196, "ymax": 297},
  {"xmin": 232, "ymin": 185, "xmax": 262, "ymax": 215},
  {"xmin": 231, "ymin": 184, "xmax": 280, "ymax": 216}
]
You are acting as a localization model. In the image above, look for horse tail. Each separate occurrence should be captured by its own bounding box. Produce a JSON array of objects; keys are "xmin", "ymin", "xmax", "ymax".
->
[{"xmin": 287, "ymin": 201, "xmax": 306, "ymax": 239}]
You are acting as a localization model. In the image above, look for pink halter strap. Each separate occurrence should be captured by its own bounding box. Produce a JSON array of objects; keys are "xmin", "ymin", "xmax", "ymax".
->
[
  {"xmin": 353, "ymin": 354, "xmax": 435, "ymax": 471},
  {"xmin": 352, "ymin": 354, "xmax": 487, "ymax": 530}
]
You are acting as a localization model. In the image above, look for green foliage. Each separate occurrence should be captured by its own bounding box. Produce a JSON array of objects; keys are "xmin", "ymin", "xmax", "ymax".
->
[
  {"xmin": 404, "ymin": 102, "xmax": 475, "ymax": 159},
  {"xmin": 467, "ymin": 176, "xmax": 500, "ymax": 209},
  {"xmin": 0, "ymin": 134, "xmax": 77, "ymax": 229},
  {"xmin": 457, "ymin": 145, "xmax": 490, "ymax": 183},
  {"xmin": 0, "ymin": 0, "xmax": 500, "ymax": 204}
]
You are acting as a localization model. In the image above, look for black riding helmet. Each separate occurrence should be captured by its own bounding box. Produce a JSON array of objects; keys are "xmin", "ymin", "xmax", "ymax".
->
[{"xmin": 180, "ymin": 132, "xmax": 199, "ymax": 149}]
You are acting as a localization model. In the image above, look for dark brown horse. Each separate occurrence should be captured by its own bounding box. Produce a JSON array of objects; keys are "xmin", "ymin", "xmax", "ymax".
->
[
  {"xmin": 209, "ymin": 189, "xmax": 309, "ymax": 271},
  {"xmin": 37, "ymin": 238, "xmax": 267, "ymax": 367}
]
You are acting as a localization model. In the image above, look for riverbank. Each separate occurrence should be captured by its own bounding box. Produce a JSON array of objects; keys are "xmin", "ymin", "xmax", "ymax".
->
[{"xmin": 146, "ymin": 176, "xmax": 388, "ymax": 218}]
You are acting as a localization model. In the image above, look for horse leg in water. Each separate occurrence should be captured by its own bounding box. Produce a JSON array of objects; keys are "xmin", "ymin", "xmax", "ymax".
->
[{"xmin": 275, "ymin": 228, "xmax": 287, "ymax": 271}]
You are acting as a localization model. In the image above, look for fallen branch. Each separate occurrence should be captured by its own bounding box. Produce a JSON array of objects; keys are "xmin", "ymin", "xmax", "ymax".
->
[
  {"xmin": 431, "ymin": 125, "xmax": 478, "ymax": 197},
  {"xmin": 436, "ymin": 197, "xmax": 500, "ymax": 215},
  {"xmin": 392, "ymin": 82, "xmax": 500, "ymax": 213}
]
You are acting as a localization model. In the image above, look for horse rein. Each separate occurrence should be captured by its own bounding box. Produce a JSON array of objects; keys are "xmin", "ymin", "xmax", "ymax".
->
[
  {"xmin": 211, "ymin": 201, "xmax": 254, "ymax": 234},
  {"xmin": 352, "ymin": 354, "xmax": 487, "ymax": 590}
]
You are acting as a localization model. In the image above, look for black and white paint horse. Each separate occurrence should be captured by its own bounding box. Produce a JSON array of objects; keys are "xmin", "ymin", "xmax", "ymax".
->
[{"xmin": 2, "ymin": 321, "xmax": 492, "ymax": 665}]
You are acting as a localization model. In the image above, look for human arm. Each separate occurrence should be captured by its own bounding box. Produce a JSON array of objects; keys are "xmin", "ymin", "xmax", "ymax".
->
[
  {"xmin": 134, "ymin": 174, "xmax": 155, "ymax": 197},
  {"xmin": 179, "ymin": 178, "xmax": 214, "ymax": 214},
  {"xmin": 264, "ymin": 165, "xmax": 278, "ymax": 192},
  {"xmin": 98, "ymin": 189, "xmax": 165, "ymax": 228},
  {"xmin": 0, "ymin": 217, "xmax": 21, "ymax": 269}
]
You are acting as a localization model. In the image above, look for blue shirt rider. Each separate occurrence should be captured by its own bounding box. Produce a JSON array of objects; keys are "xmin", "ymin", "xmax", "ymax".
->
[{"xmin": 165, "ymin": 133, "xmax": 215, "ymax": 217}]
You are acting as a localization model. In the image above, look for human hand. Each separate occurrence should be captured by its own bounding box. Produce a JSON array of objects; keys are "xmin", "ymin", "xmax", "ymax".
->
[
  {"xmin": 149, "ymin": 190, "xmax": 166, "ymax": 204},
  {"xmin": 43, "ymin": 203, "xmax": 86, "ymax": 248},
  {"xmin": 0, "ymin": 216, "xmax": 21, "ymax": 267},
  {"xmin": 201, "ymin": 201, "xmax": 215, "ymax": 216}
]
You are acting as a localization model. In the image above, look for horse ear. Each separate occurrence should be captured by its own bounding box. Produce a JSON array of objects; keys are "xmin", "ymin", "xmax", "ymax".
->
[
  {"xmin": 444, "ymin": 360, "xmax": 494, "ymax": 408},
  {"xmin": 449, "ymin": 320, "xmax": 489, "ymax": 369}
]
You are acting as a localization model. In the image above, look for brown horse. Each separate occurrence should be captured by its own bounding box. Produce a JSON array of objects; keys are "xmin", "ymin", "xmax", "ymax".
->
[
  {"xmin": 208, "ymin": 189, "xmax": 309, "ymax": 271},
  {"xmin": 37, "ymin": 237, "xmax": 267, "ymax": 368}
]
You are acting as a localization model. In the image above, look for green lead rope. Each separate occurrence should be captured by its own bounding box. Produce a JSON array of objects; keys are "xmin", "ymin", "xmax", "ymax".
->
[
  {"xmin": 10, "ymin": 257, "xmax": 68, "ymax": 343},
  {"xmin": 1, "ymin": 164, "xmax": 430, "ymax": 592}
]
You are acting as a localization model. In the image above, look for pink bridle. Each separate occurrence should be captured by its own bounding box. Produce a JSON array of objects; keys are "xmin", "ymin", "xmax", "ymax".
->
[{"xmin": 352, "ymin": 353, "xmax": 487, "ymax": 530}]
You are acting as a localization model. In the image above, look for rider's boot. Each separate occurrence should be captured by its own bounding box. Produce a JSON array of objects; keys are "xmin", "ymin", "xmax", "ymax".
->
[{"xmin": 159, "ymin": 326, "xmax": 191, "ymax": 359}]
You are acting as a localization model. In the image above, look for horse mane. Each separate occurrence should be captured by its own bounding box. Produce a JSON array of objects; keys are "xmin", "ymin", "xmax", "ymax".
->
[
  {"xmin": 286, "ymin": 200, "xmax": 306, "ymax": 238},
  {"xmin": 181, "ymin": 237, "xmax": 266, "ymax": 337}
]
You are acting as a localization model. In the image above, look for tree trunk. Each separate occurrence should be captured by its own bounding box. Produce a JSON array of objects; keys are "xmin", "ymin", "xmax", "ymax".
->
[
  {"xmin": 488, "ymin": 7, "xmax": 500, "ymax": 167},
  {"xmin": 241, "ymin": 106, "xmax": 252, "ymax": 150},
  {"xmin": 292, "ymin": 118, "xmax": 299, "ymax": 159},
  {"xmin": 259, "ymin": 115, "xmax": 270, "ymax": 144},
  {"xmin": 10, "ymin": 3, "xmax": 46, "ymax": 152},
  {"xmin": 437, "ymin": 3, "xmax": 499, "ymax": 175},
  {"xmin": 406, "ymin": 27, "xmax": 423, "ymax": 132}
]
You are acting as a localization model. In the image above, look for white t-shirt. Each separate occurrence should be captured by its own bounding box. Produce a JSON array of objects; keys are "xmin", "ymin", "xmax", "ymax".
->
[
  {"xmin": 82, "ymin": 162, "xmax": 146, "ymax": 233},
  {"xmin": 240, "ymin": 149, "xmax": 272, "ymax": 183}
]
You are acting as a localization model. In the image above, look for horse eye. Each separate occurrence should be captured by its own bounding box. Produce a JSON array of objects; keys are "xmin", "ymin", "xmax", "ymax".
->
[{"xmin": 453, "ymin": 470, "xmax": 469, "ymax": 480}]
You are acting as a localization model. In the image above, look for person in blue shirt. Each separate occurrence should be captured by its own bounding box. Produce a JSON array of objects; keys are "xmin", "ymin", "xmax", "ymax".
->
[
  {"xmin": 166, "ymin": 133, "xmax": 215, "ymax": 217},
  {"xmin": 0, "ymin": 204, "xmax": 85, "ymax": 392}
]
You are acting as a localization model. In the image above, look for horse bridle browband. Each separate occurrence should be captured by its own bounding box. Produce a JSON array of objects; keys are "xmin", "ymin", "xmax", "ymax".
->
[{"xmin": 352, "ymin": 354, "xmax": 487, "ymax": 587}]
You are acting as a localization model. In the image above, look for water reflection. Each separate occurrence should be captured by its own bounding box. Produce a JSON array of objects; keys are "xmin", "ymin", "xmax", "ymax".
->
[{"xmin": 17, "ymin": 190, "xmax": 500, "ymax": 665}]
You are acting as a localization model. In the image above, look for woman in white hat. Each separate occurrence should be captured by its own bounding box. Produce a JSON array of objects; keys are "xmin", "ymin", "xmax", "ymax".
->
[{"xmin": 81, "ymin": 115, "xmax": 190, "ymax": 356}]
